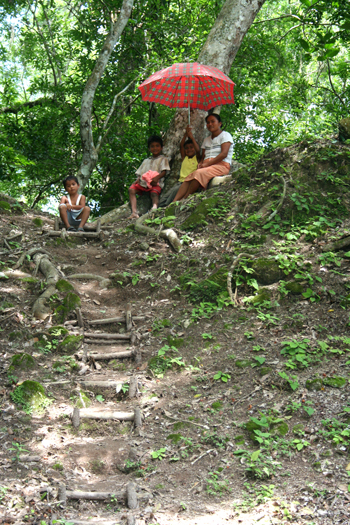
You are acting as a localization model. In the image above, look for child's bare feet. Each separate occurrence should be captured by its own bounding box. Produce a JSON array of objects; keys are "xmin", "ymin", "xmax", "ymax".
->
[
  {"xmin": 128, "ymin": 212, "xmax": 139, "ymax": 219},
  {"xmin": 151, "ymin": 204, "xmax": 157, "ymax": 211}
]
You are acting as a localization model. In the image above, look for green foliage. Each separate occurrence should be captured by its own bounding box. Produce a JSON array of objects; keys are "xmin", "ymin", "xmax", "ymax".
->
[
  {"xmin": 213, "ymin": 371, "xmax": 231, "ymax": 382},
  {"xmin": 10, "ymin": 380, "xmax": 52, "ymax": 414},
  {"xmin": 151, "ymin": 448, "xmax": 166, "ymax": 460},
  {"xmin": 148, "ymin": 345, "xmax": 185, "ymax": 378},
  {"xmin": 206, "ymin": 469, "xmax": 229, "ymax": 495}
]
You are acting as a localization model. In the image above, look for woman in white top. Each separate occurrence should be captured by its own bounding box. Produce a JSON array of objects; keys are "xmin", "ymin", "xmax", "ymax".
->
[{"xmin": 173, "ymin": 113, "xmax": 233, "ymax": 201}]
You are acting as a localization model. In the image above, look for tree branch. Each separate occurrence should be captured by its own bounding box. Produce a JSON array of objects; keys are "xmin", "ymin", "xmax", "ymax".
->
[
  {"xmin": 77, "ymin": 0, "xmax": 135, "ymax": 189},
  {"xmin": 95, "ymin": 76, "xmax": 138, "ymax": 152},
  {"xmin": 0, "ymin": 98, "xmax": 53, "ymax": 114},
  {"xmin": 253, "ymin": 14, "xmax": 302, "ymax": 24},
  {"xmin": 277, "ymin": 24, "xmax": 302, "ymax": 43},
  {"xmin": 327, "ymin": 60, "xmax": 345, "ymax": 107}
]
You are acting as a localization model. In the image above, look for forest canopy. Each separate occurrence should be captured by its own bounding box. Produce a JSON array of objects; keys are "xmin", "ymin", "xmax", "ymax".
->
[{"xmin": 0, "ymin": 0, "xmax": 349, "ymax": 213}]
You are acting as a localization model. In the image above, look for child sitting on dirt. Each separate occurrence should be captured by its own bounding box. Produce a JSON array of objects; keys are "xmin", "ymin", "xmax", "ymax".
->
[
  {"xmin": 128, "ymin": 135, "xmax": 170, "ymax": 219},
  {"xmin": 59, "ymin": 176, "xmax": 91, "ymax": 231},
  {"xmin": 159, "ymin": 126, "xmax": 200, "ymax": 207}
]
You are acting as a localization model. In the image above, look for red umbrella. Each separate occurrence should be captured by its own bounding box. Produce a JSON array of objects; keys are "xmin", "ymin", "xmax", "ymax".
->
[{"xmin": 138, "ymin": 62, "xmax": 234, "ymax": 123}]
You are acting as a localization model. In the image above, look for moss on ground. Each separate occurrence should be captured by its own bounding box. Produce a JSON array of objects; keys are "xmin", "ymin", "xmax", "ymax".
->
[{"xmin": 181, "ymin": 196, "xmax": 220, "ymax": 230}]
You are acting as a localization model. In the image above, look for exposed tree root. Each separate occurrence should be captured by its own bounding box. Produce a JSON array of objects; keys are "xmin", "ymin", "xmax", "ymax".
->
[
  {"xmin": 69, "ymin": 273, "xmax": 111, "ymax": 288},
  {"xmin": 32, "ymin": 253, "xmax": 60, "ymax": 320},
  {"xmin": 227, "ymin": 253, "xmax": 252, "ymax": 306},
  {"xmin": 1, "ymin": 270, "xmax": 33, "ymax": 280},
  {"xmin": 14, "ymin": 247, "xmax": 51, "ymax": 269},
  {"xmin": 265, "ymin": 175, "xmax": 287, "ymax": 223},
  {"xmin": 134, "ymin": 214, "xmax": 181, "ymax": 252}
]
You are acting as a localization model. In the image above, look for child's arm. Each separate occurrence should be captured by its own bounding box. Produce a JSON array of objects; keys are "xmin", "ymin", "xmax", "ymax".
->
[
  {"xmin": 186, "ymin": 126, "xmax": 200, "ymax": 159},
  {"xmin": 150, "ymin": 170, "xmax": 167, "ymax": 186},
  {"xmin": 59, "ymin": 196, "xmax": 72, "ymax": 211},
  {"xmin": 180, "ymin": 129, "xmax": 188, "ymax": 160},
  {"xmin": 70, "ymin": 195, "xmax": 87, "ymax": 210}
]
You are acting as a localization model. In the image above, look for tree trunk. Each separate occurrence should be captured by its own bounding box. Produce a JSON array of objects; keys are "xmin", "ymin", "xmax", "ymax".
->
[
  {"xmin": 77, "ymin": 0, "xmax": 134, "ymax": 189},
  {"xmin": 163, "ymin": 0, "xmax": 266, "ymax": 190}
]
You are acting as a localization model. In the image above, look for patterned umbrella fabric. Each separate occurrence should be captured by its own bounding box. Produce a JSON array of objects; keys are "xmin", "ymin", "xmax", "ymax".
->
[{"xmin": 138, "ymin": 62, "xmax": 234, "ymax": 111}]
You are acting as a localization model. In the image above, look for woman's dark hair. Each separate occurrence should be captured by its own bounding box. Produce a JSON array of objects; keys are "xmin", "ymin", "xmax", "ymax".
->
[
  {"xmin": 147, "ymin": 135, "xmax": 163, "ymax": 148},
  {"xmin": 63, "ymin": 175, "xmax": 79, "ymax": 189},
  {"xmin": 205, "ymin": 112, "xmax": 222, "ymax": 124}
]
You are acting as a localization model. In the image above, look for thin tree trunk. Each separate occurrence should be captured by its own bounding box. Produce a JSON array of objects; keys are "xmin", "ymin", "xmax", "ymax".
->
[
  {"xmin": 77, "ymin": 0, "xmax": 134, "ymax": 189},
  {"xmin": 163, "ymin": 0, "xmax": 266, "ymax": 188}
]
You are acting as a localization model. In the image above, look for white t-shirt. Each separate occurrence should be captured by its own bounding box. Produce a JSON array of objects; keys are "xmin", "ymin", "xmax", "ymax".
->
[{"xmin": 201, "ymin": 131, "xmax": 233, "ymax": 165}]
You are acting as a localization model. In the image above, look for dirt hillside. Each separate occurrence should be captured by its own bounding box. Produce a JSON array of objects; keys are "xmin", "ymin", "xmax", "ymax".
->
[{"xmin": 1, "ymin": 138, "xmax": 350, "ymax": 525}]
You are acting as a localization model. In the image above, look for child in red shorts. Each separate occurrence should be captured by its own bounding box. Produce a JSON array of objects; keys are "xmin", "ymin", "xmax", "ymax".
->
[{"xmin": 128, "ymin": 135, "xmax": 170, "ymax": 219}]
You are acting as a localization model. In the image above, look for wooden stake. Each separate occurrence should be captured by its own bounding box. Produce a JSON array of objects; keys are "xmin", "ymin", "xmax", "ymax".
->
[
  {"xmin": 127, "ymin": 482, "xmax": 138, "ymax": 509},
  {"xmin": 72, "ymin": 407, "xmax": 80, "ymax": 429},
  {"xmin": 58, "ymin": 483, "xmax": 67, "ymax": 506},
  {"xmin": 76, "ymin": 307, "xmax": 84, "ymax": 328},
  {"xmin": 134, "ymin": 407, "xmax": 142, "ymax": 428},
  {"xmin": 126, "ymin": 303, "xmax": 132, "ymax": 332},
  {"xmin": 128, "ymin": 377, "xmax": 137, "ymax": 398}
]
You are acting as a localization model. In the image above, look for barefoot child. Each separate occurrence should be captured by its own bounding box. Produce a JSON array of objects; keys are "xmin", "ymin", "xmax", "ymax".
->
[
  {"xmin": 128, "ymin": 135, "xmax": 170, "ymax": 219},
  {"xmin": 159, "ymin": 126, "xmax": 200, "ymax": 207},
  {"xmin": 59, "ymin": 176, "xmax": 90, "ymax": 231}
]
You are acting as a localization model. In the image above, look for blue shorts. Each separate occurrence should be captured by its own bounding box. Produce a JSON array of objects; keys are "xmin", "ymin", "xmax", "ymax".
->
[{"xmin": 67, "ymin": 210, "xmax": 83, "ymax": 228}]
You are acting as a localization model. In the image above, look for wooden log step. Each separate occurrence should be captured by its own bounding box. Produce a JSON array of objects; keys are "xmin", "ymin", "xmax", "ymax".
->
[
  {"xmin": 84, "ymin": 339, "xmax": 129, "ymax": 345},
  {"xmin": 76, "ymin": 345, "xmax": 130, "ymax": 356},
  {"xmin": 78, "ymin": 380, "xmax": 127, "ymax": 388},
  {"xmin": 84, "ymin": 332, "xmax": 131, "ymax": 340},
  {"xmin": 47, "ymin": 230, "xmax": 103, "ymax": 239},
  {"xmin": 79, "ymin": 409, "xmax": 135, "ymax": 420},
  {"xmin": 88, "ymin": 350, "xmax": 135, "ymax": 360},
  {"xmin": 54, "ymin": 218, "xmax": 100, "ymax": 232},
  {"xmin": 88, "ymin": 316, "xmax": 144, "ymax": 325},
  {"xmin": 62, "ymin": 488, "xmax": 148, "ymax": 503}
]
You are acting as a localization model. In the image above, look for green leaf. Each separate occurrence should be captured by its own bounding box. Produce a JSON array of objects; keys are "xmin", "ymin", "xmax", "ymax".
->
[
  {"xmin": 96, "ymin": 395, "xmax": 104, "ymax": 403},
  {"xmin": 251, "ymin": 450, "xmax": 261, "ymax": 461},
  {"xmin": 299, "ymin": 39, "xmax": 309, "ymax": 51}
]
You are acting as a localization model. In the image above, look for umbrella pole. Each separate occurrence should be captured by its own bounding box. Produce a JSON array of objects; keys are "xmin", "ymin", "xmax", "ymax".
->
[{"xmin": 188, "ymin": 103, "xmax": 190, "ymax": 125}]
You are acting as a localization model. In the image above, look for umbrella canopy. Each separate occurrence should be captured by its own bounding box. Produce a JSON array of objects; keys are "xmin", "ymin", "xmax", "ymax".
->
[{"xmin": 138, "ymin": 62, "xmax": 235, "ymax": 112}]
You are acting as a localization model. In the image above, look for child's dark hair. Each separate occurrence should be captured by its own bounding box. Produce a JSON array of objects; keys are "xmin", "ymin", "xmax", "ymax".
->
[
  {"xmin": 63, "ymin": 176, "xmax": 79, "ymax": 189},
  {"xmin": 147, "ymin": 135, "xmax": 163, "ymax": 148},
  {"xmin": 184, "ymin": 139, "xmax": 193, "ymax": 147},
  {"xmin": 205, "ymin": 112, "xmax": 222, "ymax": 124}
]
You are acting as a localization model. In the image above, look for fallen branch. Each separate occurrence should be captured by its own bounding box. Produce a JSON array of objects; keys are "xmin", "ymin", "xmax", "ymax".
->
[
  {"xmin": 226, "ymin": 253, "xmax": 252, "ymax": 306},
  {"xmin": 165, "ymin": 415, "xmax": 209, "ymax": 430},
  {"xmin": 321, "ymin": 235, "xmax": 350, "ymax": 252},
  {"xmin": 135, "ymin": 214, "xmax": 181, "ymax": 252},
  {"xmin": 191, "ymin": 449, "xmax": 213, "ymax": 465}
]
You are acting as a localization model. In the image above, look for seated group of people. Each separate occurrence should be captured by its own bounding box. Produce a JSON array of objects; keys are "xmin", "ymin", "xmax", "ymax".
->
[
  {"xmin": 58, "ymin": 112, "xmax": 233, "ymax": 230},
  {"xmin": 128, "ymin": 112, "xmax": 233, "ymax": 219}
]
